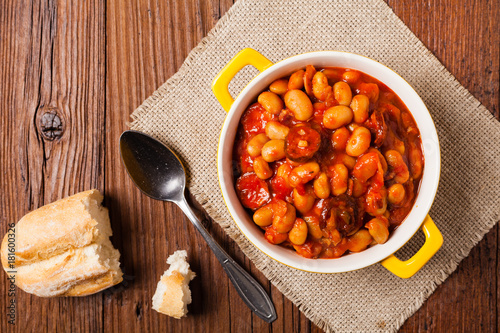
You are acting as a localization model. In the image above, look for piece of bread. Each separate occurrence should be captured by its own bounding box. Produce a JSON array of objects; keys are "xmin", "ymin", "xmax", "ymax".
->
[
  {"xmin": 152, "ymin": 250, "xmax": 196, "ymax": 318},
  {"xmin": 0, "ymin": 189, "xmax": 123, "ymax": 297}
]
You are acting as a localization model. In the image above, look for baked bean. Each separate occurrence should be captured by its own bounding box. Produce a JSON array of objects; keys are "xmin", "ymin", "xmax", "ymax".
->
[
  {"xmin": 288, "ymin": 162, "xmax": 320, "ymax": 187},
  {"xmin": 353, "ymin": 152, "xmax": 379, "ymax": 183},
  {"xmin": 292, "ymin": 187, "xmax": 315, "ymax": 214},
  {"xmin": 402, "ymin": 112, "xmax": 419, "ymax": 137},
  {"xmin": 385, "ymin": 150, "xmax": 409, "ymax": 183},
  {"xmin": 331, "ymin": 164, "xmax": 348, "ymax": 196},
  {"xmin": 265, "ymin": 121, "xmax": 290, "ymax": 140},
  {"xmin": 400, "ymin": 111, "xmax": 411, "ymax": 128},
  {"xmin": 401, "ymin": 111, "xmax": 413, "ymax": 128},
  {"xmin": 347, "ymin": 229, "xmax": 373, "ymax": 252},
  {"xmin": 269, "ymin": 79, "xmax": 289, "ymax": 95},
  {"xmin": 386, "ymin": 128, "xmax": 405, "ymax": 154},
  {"xmin": 367, "ymin": 147, "xmax": 388, "ymax": 173},
  {"xmin": 409, "ymin": 142, "xmax": 423, "ymax": 179},
  {"xmin": 352, "ymin": 178, "xmax": 367, "ymax": 197},
  {"xmin": 346, "ymin": 126, "xmax": 371, "ymax": 156},
  {"xmin": 322, "ymin": 68, "xmax": 343, "ymax": 82},
  {"xmin": 288, "ymin": 218, "xmax": 308, "ymax": 245},
  {"xmin": 277, "ymin": 163, "xmax": 292, "ymax": 180},
  {"xmin": 323, "ymin": 105, "xmax": 353, "ymax": 129},
  {"xmin": 347, "ymin": 122, "xmax": 361, "ymax": 132},
  {"xmin": 350, "ymin": 94, "xmax": 370, "ymax": 123},
  {"xmin": 357, "ymin": 82, "xmax": 379, "ymax": 103},
  {"xmin": 346, "ymin": 178, "xmax": 354, "ymax": 196},
  {"xmin": 365, "ymin": 217, "xmax": 389, "ymax": 244},
  {"xmin": 333, "ymin": 81, "xmax": 352, "ymax": 106},
  {"xmin": 265, "ymin": 226, "xmax": 288, "ymax": 244},
  {"xmin": 304, "ymin": 65, "xmax": 316, "ymax": 97},
  {"xmin": 331, "ymin": 127, "xmax": 350, "ymax": 151},
  {"xmin": 313, "ymin": 172, "xmax": 331, "ymax": 199},
  {"xmin": 388, "ymin": 183, "xmax": 405, "ymax": 204},
  {"xmin": 312, "ymin": 72, "xmax": 331, "ymax": 101},
  {"xmin": 261, "ymin": 139, "xmax": 286, "ymax": 162},
  {"xmin": 253, "ymin": 204, "xmax": 273, "ymax": 227},
  {"xmin": 365, "ymin": 185, "xmax": 388, "ymax": 216},
  {"xmin": 247, "ymin": 133, "xmax": 269, "ymax": 157},
  {"xmin": 342, "ymin": 70, "xmax": 360, "ymax": 83},
  {"xmin": 272, "ymin": 201, "xmax": 296, "ymax": 233},
  {"xmin": 394, "ymin": 138, "xmax": 405, "ymax": 155},
  {"xmin": 253, "ymin": 156, "xmax": 273, "ymax": 179},
  {"xmin": 303, "ymin": 215, "xmax": 323, "ymax": 239},
  {"xmin": 340, "ymin": 153, "xmax": 357, "ymax": 170},
  {"xmin": 258, "ymin": 91, "xmax": 283, "ymax": 115},
  {"xmin": 288, "ymin": 69, "xmax": 305, "ymax": 90},
  {"xmin": 284, "ymin": 89, "xmax": 313, "ymax": 121}
]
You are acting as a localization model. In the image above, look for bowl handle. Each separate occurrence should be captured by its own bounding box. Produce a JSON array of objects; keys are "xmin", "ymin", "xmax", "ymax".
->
[
  {"xmin": 381, "ymin": 215, "xmax": 443, "ymax": 278},
  {"xmin": 212, "ymin": 48, "xmax": 274, "ymax": 112}
]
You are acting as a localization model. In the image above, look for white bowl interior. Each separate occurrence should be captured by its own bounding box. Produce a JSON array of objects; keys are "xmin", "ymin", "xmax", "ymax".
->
[{"xmin": 218, "ymin": 51, "xmax": 440, "ymax": 273}]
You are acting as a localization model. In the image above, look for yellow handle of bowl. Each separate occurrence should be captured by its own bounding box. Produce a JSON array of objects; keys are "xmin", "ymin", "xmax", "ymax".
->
[
  {"xmin": 212, "ymin": 48, "xmax": 273, "ymax": 112},
  {"xmin": 381, "ymin": 215, "xmax": 443, "ymax": 279}
]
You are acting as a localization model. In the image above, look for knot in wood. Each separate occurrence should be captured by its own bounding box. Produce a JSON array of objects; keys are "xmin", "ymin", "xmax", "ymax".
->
[{"xmin": 38, "ymin": 109, "xmax": 64, "ymax": 140}]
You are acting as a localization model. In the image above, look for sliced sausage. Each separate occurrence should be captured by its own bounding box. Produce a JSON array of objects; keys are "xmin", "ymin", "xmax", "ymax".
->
[{"xmin": 284, "ymin": 126, "xmax": 321, "ymax": 162}]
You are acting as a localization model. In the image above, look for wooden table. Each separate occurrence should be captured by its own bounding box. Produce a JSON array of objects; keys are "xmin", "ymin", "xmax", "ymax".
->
[{"xmin": 1, "ymin": 1, "xmax": 498, "ymax": 332}]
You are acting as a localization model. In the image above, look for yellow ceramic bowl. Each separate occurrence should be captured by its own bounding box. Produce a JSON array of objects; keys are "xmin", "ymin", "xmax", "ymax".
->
[{"xmin": 212, "ymin": 49, "xmax": 442, "ymax": 277}]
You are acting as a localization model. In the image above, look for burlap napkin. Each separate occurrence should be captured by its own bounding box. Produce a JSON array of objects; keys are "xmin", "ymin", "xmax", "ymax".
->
[{"xmin": 129, "ymin": 0, "xmax": 500, "ymax": 331}]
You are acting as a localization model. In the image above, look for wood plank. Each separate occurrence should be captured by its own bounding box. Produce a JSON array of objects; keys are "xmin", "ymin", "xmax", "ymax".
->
[
  {"xmin": 105, "ymin": 0, "xmax": 233, "ymax": 332},
  {"xmin": 385, "ymin": 0, "xmax": 500, "ymax": 332},
  {"xmin": 0, "ymin": 0, "xmax": 106, "ymax": 332}
]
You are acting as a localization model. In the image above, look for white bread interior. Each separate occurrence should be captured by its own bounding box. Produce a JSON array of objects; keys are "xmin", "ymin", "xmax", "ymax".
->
[
  {"xmin": 152, "ymin": 250, "xmax": 196, "ymax": 319},
  {"xmin": 0, "ymin": 189, "xmax": 123, "ymax": 297}
]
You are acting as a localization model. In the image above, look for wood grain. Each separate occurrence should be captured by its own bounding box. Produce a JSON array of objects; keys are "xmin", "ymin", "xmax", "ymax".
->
[
  {"xmin": 0, "ymin": 0, "xmax": 106, "ymax": 332},
  {"xmin": 0, "ymin": 0, "xmax": 498, "ymax": 332}
]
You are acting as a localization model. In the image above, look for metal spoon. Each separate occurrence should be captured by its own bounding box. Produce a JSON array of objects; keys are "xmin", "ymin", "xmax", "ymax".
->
[{"xmin": 119, "ymin": 130, "xmax": 277, "ymax": 323}]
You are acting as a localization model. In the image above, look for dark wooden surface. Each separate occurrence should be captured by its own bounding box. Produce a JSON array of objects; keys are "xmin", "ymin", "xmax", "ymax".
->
[{"xmin": 0, "ymin": 0, "xmax": 498, "ymax": 332}]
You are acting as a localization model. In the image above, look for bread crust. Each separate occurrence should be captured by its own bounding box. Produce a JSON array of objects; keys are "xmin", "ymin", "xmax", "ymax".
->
[
  {"xmin": 1, "ymin": 190, "xmax": 103, "ymax": 267},
  {"xmin": 156, "ymin": 271, "xmax": 186, "ymax": 319},
  {"xmin": 0, "ymin": 189, "xmax": 123, "ymax": 297}
]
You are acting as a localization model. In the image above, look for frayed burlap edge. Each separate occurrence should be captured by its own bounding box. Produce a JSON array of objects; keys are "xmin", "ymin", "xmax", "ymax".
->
[{"xmin": 129, "ymin": 0, "xmax": 500, "ymax": 331}]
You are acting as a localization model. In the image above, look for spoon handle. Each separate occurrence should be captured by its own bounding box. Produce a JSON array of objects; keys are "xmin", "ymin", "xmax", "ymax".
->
[{"xmin": 177, "ymin": 196, "xmax": 277, "ymax": 323}]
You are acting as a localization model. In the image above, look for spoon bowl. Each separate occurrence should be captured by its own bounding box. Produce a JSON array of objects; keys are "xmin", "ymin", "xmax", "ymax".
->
[{"xmin": 120, "ymin": 131, "xmax": 186, "ymax": 202}]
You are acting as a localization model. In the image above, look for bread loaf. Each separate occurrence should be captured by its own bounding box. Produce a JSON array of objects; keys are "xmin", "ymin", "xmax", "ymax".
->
[
  {"xmin": 0, "ymin": 189, "xmax": 123, "ymax": 297},
  {"xmin": 152, "ymin": 250, "xmax": 196, "ymax": 318}
]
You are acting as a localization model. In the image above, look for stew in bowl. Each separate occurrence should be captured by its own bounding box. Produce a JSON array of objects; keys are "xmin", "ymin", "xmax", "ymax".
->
[{"xmin": 233, "ymin": 65, "xmax": 424, "ymax": 259}]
